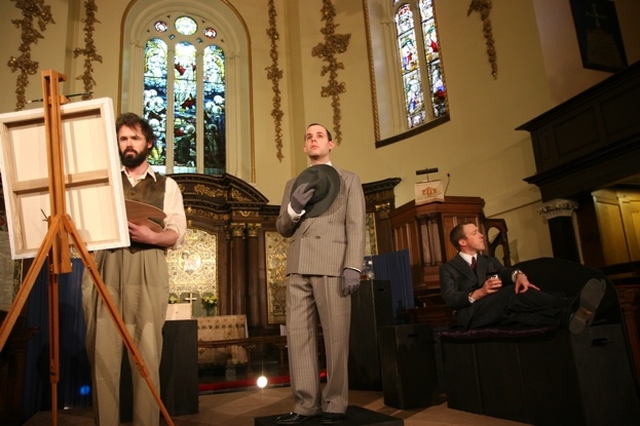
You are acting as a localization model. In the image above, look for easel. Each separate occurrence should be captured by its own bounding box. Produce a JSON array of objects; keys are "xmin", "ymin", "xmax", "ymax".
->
[{"xmin": 0, "ymin": 70, "xmax": 174, "ymax": 425}]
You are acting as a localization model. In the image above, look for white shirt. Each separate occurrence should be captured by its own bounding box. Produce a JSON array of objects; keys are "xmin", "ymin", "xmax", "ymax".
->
[{"xmin": 459, "ymin": 252, "xmax": 476, "ymax": 268}]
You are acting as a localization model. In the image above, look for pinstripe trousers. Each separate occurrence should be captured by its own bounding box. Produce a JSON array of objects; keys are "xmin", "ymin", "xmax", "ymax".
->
[{"xmin": 286, "ymin": 273, "xmax": 351, "ymax": 416}]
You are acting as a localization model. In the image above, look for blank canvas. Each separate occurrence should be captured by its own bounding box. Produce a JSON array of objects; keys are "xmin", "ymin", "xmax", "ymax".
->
[{"xmin": 0, "ymin": 97, "xmax": 129, "ymax": 259}]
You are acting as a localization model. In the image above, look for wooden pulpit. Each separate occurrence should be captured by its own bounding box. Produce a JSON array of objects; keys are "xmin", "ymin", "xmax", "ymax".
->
[{"xmin": 390, "ymin": 196, "xmax": 485, "ymax": 301}]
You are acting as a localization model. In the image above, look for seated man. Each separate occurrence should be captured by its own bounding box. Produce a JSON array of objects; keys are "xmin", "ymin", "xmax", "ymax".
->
[{"xmin": 440, "ymin": 222, "xmax": 604, "ymax": 333}]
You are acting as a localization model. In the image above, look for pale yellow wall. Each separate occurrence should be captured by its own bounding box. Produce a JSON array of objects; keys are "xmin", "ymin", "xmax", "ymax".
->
[
  {"xmin": 343, "ymin": 0, "xmax": 557, "ymax": 261},
  {"xmin": 2, "ymin": 0, "xmax": 639, "ymax": 263},
  {"xmin": 2, "ymin": 0, "xmax": 70, "ymax": 109},
  {"xmin": 532, "ymin": 0, "xmax": 640, "ymax": 104}
]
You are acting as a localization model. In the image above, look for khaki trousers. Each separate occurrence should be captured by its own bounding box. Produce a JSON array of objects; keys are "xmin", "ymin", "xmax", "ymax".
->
[{"xmin": 82, "ymin": 247, "xmax": 169, "ymax": 426}]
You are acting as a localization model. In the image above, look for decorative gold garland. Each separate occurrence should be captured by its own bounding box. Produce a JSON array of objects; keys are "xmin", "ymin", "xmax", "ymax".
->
[
  {"xmin": 7, "ymin": 0, "xmax": 55, "ymax": 111},
  {"xmin": 73, "ymin": 0, "xmax": 102, "ymax": 100},
  {"xmin": 265, "ymin": 0, "xmax": 284, "ymax": 162},
  {"xmin": 311, "ymin": 0, "xmax": 350, "ymax": 145},
  {"xmin": 467, "ymin": 0, "xmax": 497, "ymax": 79}
]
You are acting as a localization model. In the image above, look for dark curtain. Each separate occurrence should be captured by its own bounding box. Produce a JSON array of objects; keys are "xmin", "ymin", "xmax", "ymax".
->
[
  {"xmin": 22, "ymin": 258, "xmax": 91, "ymax": 421},
  {"xmin": 372, "ymin": 250, "xmax": 415, "ymax": 324}
]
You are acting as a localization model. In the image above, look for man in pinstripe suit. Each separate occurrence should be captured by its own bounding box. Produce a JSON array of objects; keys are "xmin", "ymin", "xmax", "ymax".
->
[{"xmin": 275, "ymin": 123, "xmax": 366, "ymax": 425}]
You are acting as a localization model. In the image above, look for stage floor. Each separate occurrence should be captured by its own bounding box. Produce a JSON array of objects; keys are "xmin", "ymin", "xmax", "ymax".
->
[{"xmin": 23, "ymin": 386, "xmax": 529, "ymax": 426}]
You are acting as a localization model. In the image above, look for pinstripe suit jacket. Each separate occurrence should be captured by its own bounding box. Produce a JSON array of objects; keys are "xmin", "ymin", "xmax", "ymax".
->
[{"xmin": 276, "ymin": 167, "xmax": 366, "ymax": 276}]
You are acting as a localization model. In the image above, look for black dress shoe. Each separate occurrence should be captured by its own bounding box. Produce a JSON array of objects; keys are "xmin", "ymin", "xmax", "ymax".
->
[
  {"xmin": 275, "ymin": 412, "xmax": 318, "ymax": 425},
  {"xmin": 569, "ymin": 278, "xmax": 606, "ymax": 334},
  {"xmin": 321, "ymin": 412, "xmax": 346, "ymax": 425}
]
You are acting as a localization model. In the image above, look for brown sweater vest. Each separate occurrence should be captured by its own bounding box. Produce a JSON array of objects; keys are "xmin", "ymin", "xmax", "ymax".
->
[
  {"xmin": 121, "ymin": 171, "xmax": 167, "ymax": 209},
  {"xmin": 121, "ymin": 172, "xmax": 167, "ymax": 249}
]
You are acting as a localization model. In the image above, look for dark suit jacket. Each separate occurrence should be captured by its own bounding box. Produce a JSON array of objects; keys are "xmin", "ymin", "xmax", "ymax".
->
[{"xmin": 440, "ymin": 254, "xmax": 516, "ymax": 328}]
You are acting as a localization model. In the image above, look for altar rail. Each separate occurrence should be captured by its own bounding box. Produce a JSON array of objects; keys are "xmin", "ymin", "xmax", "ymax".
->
[{"xmin": 198, "ymin": 335, "xmax": 290, "ymax": 376}]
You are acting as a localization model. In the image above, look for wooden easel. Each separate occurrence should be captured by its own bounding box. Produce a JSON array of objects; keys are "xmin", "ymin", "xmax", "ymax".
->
[{"xmin": 0, "ymin": 70, "xmax": 174, "ymax": 425}]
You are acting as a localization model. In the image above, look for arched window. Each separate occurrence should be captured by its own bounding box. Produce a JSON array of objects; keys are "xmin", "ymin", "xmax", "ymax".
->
[
  {"xmin": 121, "ymin": 0, "xmax": 253, "ymax": 180},
  {"xmin": 394, "ymin": 0, "xmax": 447, "ymax": 127},
  {"xmin": 365, "ymin": 0, "xmax": 449, "ymax": 146},
  {"xmin": 142, "ymin": 16, "xmax": 225, "ymax": 175}
]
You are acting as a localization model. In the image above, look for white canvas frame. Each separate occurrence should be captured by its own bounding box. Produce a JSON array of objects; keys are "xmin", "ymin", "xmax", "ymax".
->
[{"xmin": 0, "ymin": 97, "xmax": 129, "ymax": 259}]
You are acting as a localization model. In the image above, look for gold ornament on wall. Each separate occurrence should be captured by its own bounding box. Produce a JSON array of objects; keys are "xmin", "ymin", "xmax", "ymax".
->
[
  {"xmin": 73, "ymin": 0, "xmax": 102, "ymax": 100},
  {"xmin": 265, "ymin": 0, "xmax": 285, "ymax": 161},
  {"xmin": 7, "ymin": 0, "xmax": 56, "ymax": 111},
  {"xmin": 311, "ymin": 0, "xmax": 351, "ymax": 145},
  {"xmin": 265, "ymin": 231, "xmax": 289, "ymax": 324},
  {"xmin": 467, "ymin": 0, "xmax": 498, "ymax": 79},
  {"xmin": 166, "ymin": 229, "xmax": 218, "ymax": 296}
]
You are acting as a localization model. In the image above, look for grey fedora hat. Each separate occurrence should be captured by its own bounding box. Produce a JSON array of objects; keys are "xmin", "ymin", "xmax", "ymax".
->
[{"xmin": 291, "ymin": 164, "xmax": 341, "ymax": 217}]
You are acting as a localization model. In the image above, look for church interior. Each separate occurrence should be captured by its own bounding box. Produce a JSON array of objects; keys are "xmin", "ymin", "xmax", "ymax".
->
[{"xmin": 1, "ymin": 0, "xmax": 640, "ymax": 424}]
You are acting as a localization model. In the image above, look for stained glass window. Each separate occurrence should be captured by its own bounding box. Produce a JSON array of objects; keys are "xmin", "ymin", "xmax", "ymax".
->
[
  {"xmin": 393, "ymin": 0, "xmax": 448, "ymax": 130},
  {"xmin": 143, "ymin": 15, "xmax": 226, "ymax": 175},
  {"xmin": 203, "ymin": 27, "xmax": 217, "ymax": 39},
  {"xmin": 154, "ymin": 21, "xmax": 168, "ymax": 33},
  {"xmin": 203, "ymin": 46, "xmax": 225, "ymax": 174},
  {"xmin": 143, "ymin": 39, "xmax": 168, "ymax": 167},
  {"xmin": 173, "ymin": 42, "xmax": 197, "ymax": 172},
  {"xmin": 419, "ymin": 0, "xmax": 447, "ymax": 117},
  {"xmin": 175, "ymin": 16, "xmax": 197, "ymax": 36}
]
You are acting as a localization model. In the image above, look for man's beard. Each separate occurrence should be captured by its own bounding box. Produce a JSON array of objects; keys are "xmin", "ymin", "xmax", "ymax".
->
[{"xmin": 120, "ymin": 146, "xmax": 149, "ymax": 168}]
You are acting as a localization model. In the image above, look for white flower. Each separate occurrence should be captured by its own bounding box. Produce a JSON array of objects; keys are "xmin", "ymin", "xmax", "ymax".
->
[{"xmin": 201, "ymin": 293, "xmax": 218, "ymax": 308}]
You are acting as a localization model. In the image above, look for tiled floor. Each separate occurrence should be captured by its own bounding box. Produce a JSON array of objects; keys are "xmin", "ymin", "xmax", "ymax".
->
[{"xmin": 24, "ymin": 386, "xmax": 529, "ymax": 426}]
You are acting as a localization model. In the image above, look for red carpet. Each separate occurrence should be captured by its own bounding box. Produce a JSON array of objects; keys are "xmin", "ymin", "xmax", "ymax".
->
[{"xmin": 198, "ymin": 370, "xmax": 326, "ymax": 393}]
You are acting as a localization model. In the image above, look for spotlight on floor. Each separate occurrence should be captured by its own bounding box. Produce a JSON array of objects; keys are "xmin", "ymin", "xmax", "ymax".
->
[{"xmin": 257, "ymin": 375, "xmax": 268, "ymax": 388}]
